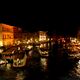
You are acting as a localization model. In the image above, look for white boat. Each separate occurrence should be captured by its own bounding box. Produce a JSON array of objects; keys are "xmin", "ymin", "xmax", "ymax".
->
[{"xmin": 13, "ymin": 54, "xmax": 27, "ymax": 68}]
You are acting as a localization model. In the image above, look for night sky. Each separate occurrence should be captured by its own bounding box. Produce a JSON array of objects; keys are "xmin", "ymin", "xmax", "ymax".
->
[{"xmin": 0, "ymin": 16, "xmax": 80, "ymax": 36}]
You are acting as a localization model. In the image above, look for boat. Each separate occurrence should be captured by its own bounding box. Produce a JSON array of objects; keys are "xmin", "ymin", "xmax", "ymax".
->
[{"xmin": 12, "ymin": 53, "xmax": 27, "ymax": 68}]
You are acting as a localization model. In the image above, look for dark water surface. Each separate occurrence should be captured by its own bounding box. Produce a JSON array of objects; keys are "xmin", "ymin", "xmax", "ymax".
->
[
  {"xmin": 1, "ymin": 42, "xmax": 80, "ymax": 80},
  {"xmin": 0, "ymin": 57, "xmax": 48, "ymax": 80}
]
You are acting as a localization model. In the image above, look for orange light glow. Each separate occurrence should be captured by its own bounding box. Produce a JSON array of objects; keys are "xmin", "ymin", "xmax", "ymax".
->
[
  {"xmin": 0, "ymin": 41, "xmax": 3, "ymax": 46},
  {"xmin": 2, "ymin": 32, "xmax": 14, "ymax": 46},
  {"xmin": 0, "ymin": 23, "xmax": 14, "ymax": 46}
]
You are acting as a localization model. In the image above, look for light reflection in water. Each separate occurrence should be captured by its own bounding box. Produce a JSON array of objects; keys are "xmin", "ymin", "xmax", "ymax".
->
[
  {"xmin": 16, "ymin": 71, "xmax": 26, "ymax": 80},
  {"xmin": 70, "ymin": 60, "xmax": 80, "ymax": 77},
  {"xmin": 75, "ymin": 60, "xmax": 80, "ymax": 76},
  {"xmin": 0, "ymin": 69, "xmax": 26, "ymax": 80},
  {"xmin": 40, "ymin": 58, "xmax": 48, "ymax": 70}
]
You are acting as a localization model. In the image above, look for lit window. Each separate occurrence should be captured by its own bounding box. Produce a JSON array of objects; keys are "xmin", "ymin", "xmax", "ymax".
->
[{"xmin": 0, "ymin": 41, "xmax": 3, "ymax": 46}]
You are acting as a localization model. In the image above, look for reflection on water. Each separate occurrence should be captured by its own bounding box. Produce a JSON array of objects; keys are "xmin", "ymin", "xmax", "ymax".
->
[
  {"xmin": 0, "ymin": 57, "xmax": 48, "ymax": 80},
  {"xmin": 70, "ymin": 60, "xmax": 80, "ymax": 77},
  {"xmin": 1, "ymin": 69, "xmax": 16, "ymax": 80},
  {"xmin": 16, "ymin": 71, "xmax": 26, "ymax": 80},
  {"xmin": 40, "ymin": 58, "xmax": 48, "ymax": 71},
  {"xmin": 0, "ymin": 69, "xmax": 26, "ymax": 80}
]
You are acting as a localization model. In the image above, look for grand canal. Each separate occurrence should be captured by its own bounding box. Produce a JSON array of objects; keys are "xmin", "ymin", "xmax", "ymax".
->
[
  {"xmin": 0, "ymin": 57, "xmax": 48, "ymax": 80},
  {"xmin": 1, "ymin": 41, "xmax": 80, "ymax": 80},
  {"xmin": 0, "ymin": 42, "xmax": 48, "ymax": 80}
]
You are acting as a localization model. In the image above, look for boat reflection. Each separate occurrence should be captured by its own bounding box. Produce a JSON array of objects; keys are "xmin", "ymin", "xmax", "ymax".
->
[
  {"xmin": 40, "ymin": 58, "xmax": 48, "ymax": 71},
  {"xmin": 16, "ymin": 71, "xmax": 26, "ymax": 80}
]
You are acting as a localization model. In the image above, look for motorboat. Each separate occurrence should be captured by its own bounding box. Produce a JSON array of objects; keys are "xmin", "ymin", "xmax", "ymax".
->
[{"xmin": 12, "ymin": 53, "xmax": 27, "ymax": 68}]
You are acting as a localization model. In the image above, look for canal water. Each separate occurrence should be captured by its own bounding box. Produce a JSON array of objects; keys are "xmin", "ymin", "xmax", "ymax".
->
[
  {"xmin": 58, "ymin": 59, "xmax": 80, "ymax": 80},
  {"xmin": 0, "ymin": 57, "xmax": 48, "ymax": 80},
  {"xmin": 1, "ymin": 43, "xmax": 80, "ymax": 80}
]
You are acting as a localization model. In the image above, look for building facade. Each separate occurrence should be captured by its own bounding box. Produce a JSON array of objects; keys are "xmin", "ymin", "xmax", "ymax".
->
[
  {"xmin": 0, "ymin": 23, "xmax": 14, "ymax": 47},
  {"xmin": 39, "ymin": 31, "xmax": 47, "ymax": 41},
  {"xmin": 0, "ymin": 23, "xmax": 22, "ymax": 47},
  {"xmin": 13, "ymin": 26, "xmax": 22, "ymax": 45}
]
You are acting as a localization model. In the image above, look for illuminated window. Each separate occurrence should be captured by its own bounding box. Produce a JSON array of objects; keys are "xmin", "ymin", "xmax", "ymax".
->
[
  {"xmin": 44, "ymin": 44, "xmax": 46, "ymax": 47},
  {"xmin": 3, "ymin": 35, "xmax": 6, "ymax": 39},
  {"xmin": 7, "ymin": 35, "xmax": 9, "ymax": 39},
  {"xmin": 2, "ymin": 35, "xmax": 4, "ymax": 39},
  {"xmin": 0, "ymin": 41, "xmax": 3, "ymax": 46}
]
